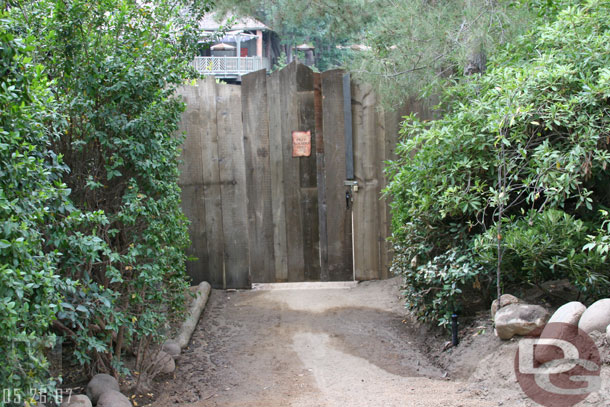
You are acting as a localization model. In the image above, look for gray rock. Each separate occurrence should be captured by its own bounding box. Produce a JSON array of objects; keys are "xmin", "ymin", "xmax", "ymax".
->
[
  {"xmin": 579, "ymin": 298, "xmax": 610, "ymax": 334},
  {"xmin": 96, "ymin": 390, "xmax": 131, "ymax": 407},
  {"xmin": 494, "ymin": 303, "xmax": 549, "ymax": 340},
  {"xmin": 162, "ymin": 340, "xmax": 181, "ymax": 359},
  {"xmin": 153, "ymin": 350, "xmax": 176, "ymax": 374},
  {"xmin": 61, "ymin": 394, "xmax": 92, "ymax": 407},
  {"xmin": 607, "ymin": 325, "xmax": 610, "ymax": 344},
  {"xmin": 86, "ymin": 374, "xmax": 120, "ymax": 405},
  {"xmin": 547, "ymin": 301, "xmax": 586, "ymax": 325},
  {"xmin": 491, "ymin": 294, "xmax": 521, "ymax": 319}
]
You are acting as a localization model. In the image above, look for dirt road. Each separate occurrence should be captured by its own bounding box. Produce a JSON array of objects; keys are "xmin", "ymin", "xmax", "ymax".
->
[{"xmin": 150, "ymin": 278, "xmax": 608, "ymax": 407}]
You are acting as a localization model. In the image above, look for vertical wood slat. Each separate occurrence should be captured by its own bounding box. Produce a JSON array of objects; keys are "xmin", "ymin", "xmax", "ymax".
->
[
  {"xmin": 242, "ymin": 70, "xmax": 275, "ymax": 283},
  {"xmin": 177, "ymin": 85, "xmax": 208, "ymax": 285},
  {"xmin": 321, "ymin": 69, "xmax": 354, "ymax": 281},
  {"xmin": 267, "ymin": 70, "xmax": 289, "ymax": 281},
  {"xmin": 280, "ymin": 62, "xmax": 305, "ymax": 281},
  {"xmin": 297, "ymin": 64, "xmax": 320, "ymax": 281},
  {"xmin": 216, "ymin": 83, "xmax": 251, "ymax": 288},
  {"xmin": 314, "ymin": 73, "xmax": 329, "ymax": 281},
  {"xmin": 352, "ymin": 82, "xmax": 382, "ymax": 281},
  {"xmin": 198, "ymin": 78, "xmax": 226, "ymax": 287}
]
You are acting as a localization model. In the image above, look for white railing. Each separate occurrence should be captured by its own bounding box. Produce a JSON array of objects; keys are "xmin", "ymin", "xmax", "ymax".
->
[{"xmin": 193, "ymin": 56, "xmax": 270, "ymax": 76}]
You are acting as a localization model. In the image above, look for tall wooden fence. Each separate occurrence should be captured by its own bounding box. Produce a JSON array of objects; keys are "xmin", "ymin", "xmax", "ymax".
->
[{"xmin": 177, "ymin": 62, "xmax": 435, "ymax": 288}]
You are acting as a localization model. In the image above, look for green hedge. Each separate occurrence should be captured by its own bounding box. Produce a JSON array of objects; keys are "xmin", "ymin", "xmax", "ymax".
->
[
  {"xmin": 386, "ymin": 0, "xmax": 610, "ymax": 326},
  {"xmin": 1, "ymin": 0, "xmax": 210, "ymax": 400}
]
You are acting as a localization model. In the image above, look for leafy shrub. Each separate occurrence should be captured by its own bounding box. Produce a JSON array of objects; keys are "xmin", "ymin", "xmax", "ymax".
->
[
  {"xmin": 386, "ymin": 0, "xmax": 610, "ymax": 325},
  {"xmin": 0, "ymin": 14, "xmax": 67, "ymax": 396},
  {"xmin": 394, "ymin": 246, "xmax": 488, "ymax": 327},
  {"xmin": 2, "ymin": 0, "xmax": 210, "ymax": 394},
  {"xmin": 475, "ymin": 209, "xmax": 609, "ymax": 299},
  {"xmin": 22, "ymin": 0, "xmax": 206, "ymax": 379}
]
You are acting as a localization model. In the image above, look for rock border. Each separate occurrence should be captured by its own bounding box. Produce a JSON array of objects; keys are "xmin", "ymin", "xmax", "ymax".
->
[{"xmin": 82, "ymin": 281, "xmax": 212, "ymax": 405}]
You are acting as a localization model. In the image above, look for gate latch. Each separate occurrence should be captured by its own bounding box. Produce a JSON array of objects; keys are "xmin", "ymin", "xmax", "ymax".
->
[
  {"xmin": 343, "ymin": 180, "xmax": 358, "ymax": 192},
  {"xmin": 345, "ymin": 189, "xmax": 352, "ymax": 209}
]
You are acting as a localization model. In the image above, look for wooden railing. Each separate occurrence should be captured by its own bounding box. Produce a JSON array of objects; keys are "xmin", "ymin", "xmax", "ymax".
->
[{"xmin": 193, "ymin": 56, "xmax": 270, "ymax": 76}]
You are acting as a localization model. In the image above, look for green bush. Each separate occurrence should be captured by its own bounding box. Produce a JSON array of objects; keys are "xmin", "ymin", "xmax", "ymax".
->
[
  {"xmin": 475, "ymin": 209, "xmax": 609, "ymax": 298},
  {"xmin": 23, "ymin": 0, "xmax": 205, "ymax": 378},
  {"xmin": 1, "ymin": 0, "xmax": 210, "ymax": 396},
  {"xmin": 394, "ymin": 246, "xmax": 488, "ymax": 327},
  {"xmin": 0, "ymin": 13, "xmax": 67, "ymax": 396},
  {"xmin": 386, "ymin": 0, "xmax": 610, "ymax": 325}
]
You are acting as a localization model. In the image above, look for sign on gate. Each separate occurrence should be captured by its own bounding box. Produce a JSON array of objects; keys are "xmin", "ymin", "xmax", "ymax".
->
[{"xmin": 292, "ymin": 131, "xmax": 311, "ymax": 157}]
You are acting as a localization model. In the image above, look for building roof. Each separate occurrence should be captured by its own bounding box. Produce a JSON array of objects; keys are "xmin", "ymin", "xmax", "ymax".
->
[{"xmin": 200, "ymin": 12, "xmax": 269, "ymax": 32}]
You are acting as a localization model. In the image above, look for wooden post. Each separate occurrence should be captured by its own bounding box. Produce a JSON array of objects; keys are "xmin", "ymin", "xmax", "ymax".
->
[
  {"xmin": 242, "ymin": 70, "xmax": 275, "ymax": 283},
  {"xmin": 256, "ymin": 30, "xmax": 263, "ymax": 57},
  {"xmin": 268, "ymin": 70, "xmax": 288, "ymax": 281},
  {"xmin": 321, "ymin": 70, "xmax": 354, "ymax": 281},
  {"xmin": 314, "ymin": 72, "xmax": 329, "ymax": 281},
  {"xmin": 216, "ymin": 83, "xmax": 251, "ymax": 288}
]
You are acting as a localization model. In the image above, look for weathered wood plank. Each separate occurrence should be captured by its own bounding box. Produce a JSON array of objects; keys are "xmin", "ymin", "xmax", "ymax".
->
[
  {"xmin": 280, "ymin": 62, "xmax": 305, "ymax": 281},
  {"xmin": 267, "ymin": 70, "xmax": 289, "ymax": 281},
  {"xmin": 198, "ymin": 77, "xmax": 225, "ymax": 288},
  {"xmin": 216, "ymin": 83, "xmax": 251, "ymax": 288},
  {"xmin": 321, "ymin": 69, "xmax": 354, "ymax": 281},
  {"xmin": 376, "ymin": 108, "xmax": 390, "ymax": 279},
  {"xmin": 242, "ymin": 69, "xmax": 275, "ymax": 283},
  {"xmin": 314, "ymin": 72, "xmax": 329, "ymax": 281},
  {"xmin": 177, "ymin": 85, "xmax": 208, "ymax": 284},
  {"xmin": 352, "ymin": 82, "xmax": 381, "ymax": 280},
  {"xmin": 297, "ymin": 64, "xmax": 320, "ymax": 281}
]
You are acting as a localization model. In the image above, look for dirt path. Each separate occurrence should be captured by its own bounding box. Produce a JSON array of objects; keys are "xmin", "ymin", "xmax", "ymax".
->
[{"xmin": 151, "ymin": 278, "xmax": 505, "ymax": 407}]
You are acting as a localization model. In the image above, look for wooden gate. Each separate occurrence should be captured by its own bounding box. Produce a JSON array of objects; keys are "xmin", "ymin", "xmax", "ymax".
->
[{"xmin": 177, "ymin": 62, "xmax": 433, "ymax": 288}]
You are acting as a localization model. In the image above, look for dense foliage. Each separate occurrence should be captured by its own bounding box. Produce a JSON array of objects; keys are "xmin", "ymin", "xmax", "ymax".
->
[
  {"xmin": 2, "ymin": 0, "xmax": 209, "ymax": 399},
  {"xmin": 386, "ymin": 0, "xmax": 610, "ymax": 326},
  {"xmin": 0, "ymin": 13, "xmax": 67, "ymax": 396}
]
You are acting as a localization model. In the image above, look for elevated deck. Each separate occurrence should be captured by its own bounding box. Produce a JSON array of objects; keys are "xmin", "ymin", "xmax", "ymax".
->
[{"xmin": 193, "ymin": 56, "xmax": 270, "ymax": 79}]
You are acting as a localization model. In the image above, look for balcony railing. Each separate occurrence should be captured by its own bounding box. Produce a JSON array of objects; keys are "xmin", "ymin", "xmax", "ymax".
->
[{"xmin": 193, "ymin": 56, "xmax": 270, "ymax": 77}]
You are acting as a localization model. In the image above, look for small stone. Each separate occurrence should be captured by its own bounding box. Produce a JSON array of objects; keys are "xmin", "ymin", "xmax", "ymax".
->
[
  {"xmin": 162, "ymin": 340, "xmax": 181, "ymax": 359},
  {"xmin": 494, "ymin": 303, "xmax": 549, "ymax": 340},
  {"xmin": 61, "ymin": 394, "xmax": 92, "ymax": 407},
  {"xmin": 86, "ymin": 374, "xmax": 120, "ymax": 405},
  {"xmin": 578, "ymin": 298, "xmax": 610, "ymax": 334},
  {"xmin": 491, "ymin": 294, "xmax": 521, "ymax": 318},
  {"xmin": 96, "ymin": 390, "xmax": 131, "ymax": 407},
  {"xmin": 547, "ymin": 301, "xmax": 586, "ymax": 325}
]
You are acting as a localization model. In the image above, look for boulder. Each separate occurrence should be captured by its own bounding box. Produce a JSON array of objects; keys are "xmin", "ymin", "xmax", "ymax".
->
[
  {"xmin": 491, "ymin": 294, "xmax": 521, "ymax": 318},
  {"xmin": 535, "ymin": 302, "xmax": 587, "ymax": 363},
  {"xmin": 579, "ymin": 299, "xmax": 610, "ymax": 334},
  {"xmin": 162, "ymin": 340, "xmax": 181, "ymax": 359},
  {"xmin": 607, "ymin": 325, "xmax": 610, "ymax": 344},
  {"xmin": 494, "ymin": 303, "xmax": 549, "ymax": 340},
  {"xmin": 61, "ymin": 394, "xmax": 92, "ymax": 407},
  {"xmin": 548, "ymin": 301, "xmax": 586, "ymax": 325},
  {"xmin": 86, "ymin": 374, "xmax": 119, "ymax": 405},
  {"xmin": 152, "ymin": 350, "xmax": 175, "ymax": 374},
  {"xmin": 536, "ymin": 322, "xmax": 582, "ymax": 364},
  {"xmin": 96, "ymin": 390, "xmax": 131, "ymax": 407}
]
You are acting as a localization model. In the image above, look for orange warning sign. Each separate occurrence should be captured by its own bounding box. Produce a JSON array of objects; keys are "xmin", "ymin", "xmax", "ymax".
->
[{"xmin": 292, "ymin": 131, "xmax": 311, "ymax": 157}]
